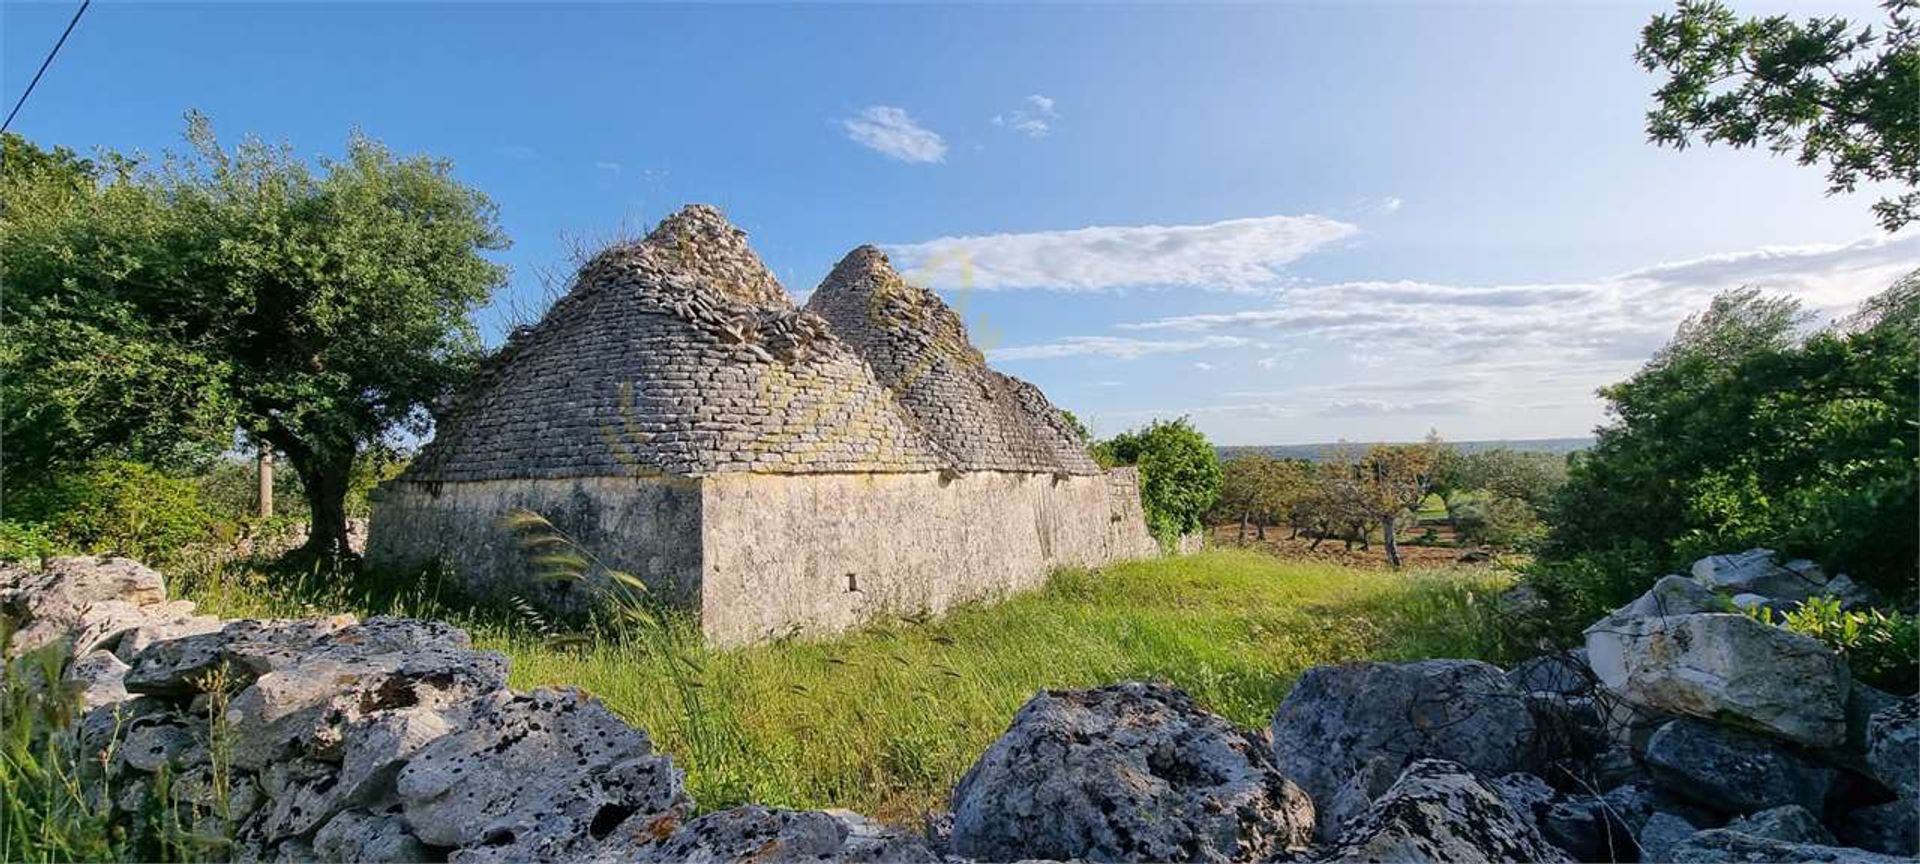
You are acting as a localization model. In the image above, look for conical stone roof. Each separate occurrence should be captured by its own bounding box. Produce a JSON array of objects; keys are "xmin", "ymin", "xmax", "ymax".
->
[
  {"xmin": 806, "ymin": 246, "xmax": 1101, "ymax": 475},
  {"xmin": 405, "ymin": 206, "xmax": 942, "ymax": 482}
]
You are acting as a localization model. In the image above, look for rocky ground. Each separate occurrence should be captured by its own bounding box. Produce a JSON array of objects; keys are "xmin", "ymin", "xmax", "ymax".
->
[{"xmin": 3, "ymin": 548, "xmax": 1914, "ymax": 863}]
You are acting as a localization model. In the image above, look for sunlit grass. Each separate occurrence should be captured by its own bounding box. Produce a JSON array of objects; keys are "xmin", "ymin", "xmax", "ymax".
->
[{"xmin": 177, "ymin": 548, "xmax": 1516, "ymax": 823}]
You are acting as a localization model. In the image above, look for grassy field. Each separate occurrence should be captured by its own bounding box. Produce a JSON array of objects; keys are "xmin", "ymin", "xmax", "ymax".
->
[{"xmin": 176, "ymin": 548, "xmax": 1519, "ymax": 822}]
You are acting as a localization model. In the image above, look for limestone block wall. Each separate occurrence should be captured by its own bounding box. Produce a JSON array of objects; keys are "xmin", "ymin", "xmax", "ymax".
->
[
  {"xmin": 697, "ymin": 469, "xmax": 1160, "ymax": 645},
  {"xmin": 367, "ymin": 475, "xmax": 704, "ymax": 608}
]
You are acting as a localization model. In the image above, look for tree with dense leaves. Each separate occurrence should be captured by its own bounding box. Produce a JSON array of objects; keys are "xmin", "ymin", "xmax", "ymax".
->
[
  {"xmin": 1355, "ymin": 442, "xmax": 1442, "ymax": 568},
  {"xmin": 1637, "ymin": 0, "xmax": 1919, "ymax": 231},
  {"xmin": 1, "ymin": 116, "xmax": 509, "ymax": 561},
  {"xmin": 1216, "ymin": 454, "xmax": 1314, "ymax": 543},
  {"xmin": 1546, "ymin": 275, "xmax": 1919, "ymax": 600},
  {"xmin": 1098, "ymin": 417, "xmax": 1222, "ymax": 545}
]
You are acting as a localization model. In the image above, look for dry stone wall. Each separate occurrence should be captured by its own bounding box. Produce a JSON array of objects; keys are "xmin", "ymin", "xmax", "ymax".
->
[{"xmin": 6, "ymin": 551, "xmax": 1917, "ymax": 863}]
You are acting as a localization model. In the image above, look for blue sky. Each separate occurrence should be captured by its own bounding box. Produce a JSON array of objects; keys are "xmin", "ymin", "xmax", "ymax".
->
[{"xmin": 6, "ymin": 1, "xmax": 1913, "ymax": 445}]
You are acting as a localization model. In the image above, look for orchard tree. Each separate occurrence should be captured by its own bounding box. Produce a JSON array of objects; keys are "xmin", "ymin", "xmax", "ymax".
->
[
  {"xmin": 1, "ymin": 116, "xmax": 509, "ymax": 561},
  {"xmin": 1357, "ymin": 442, "xmax": 1442, "ymax": 568},
  {"xmin": 1637, "ymin": 0, "xmax": 1919, "ymax": 230}
]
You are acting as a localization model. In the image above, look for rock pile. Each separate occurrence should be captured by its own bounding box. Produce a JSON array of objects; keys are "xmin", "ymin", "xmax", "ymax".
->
[{"xmin": 7, "ymin": 548, "xmax": 1915, "ymax": 863}]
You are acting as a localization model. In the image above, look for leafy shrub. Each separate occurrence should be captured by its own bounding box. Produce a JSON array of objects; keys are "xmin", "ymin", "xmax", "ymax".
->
[
  {"xmin": 1517, "ymin": 543, "xmax": 1661, "ymax": 642},
  {"xmin": 13, "ymin": 459, "xmax": 214, "ymax": 563},
  {"xmin": 1454, "ymin": 493, "xmax": 1546, "ymax": 549},
  {"xmin": 0, "ymin": 521, "xmax": 66, "ymax": 562},
  {"xmin": 1544, "ymin": 278, "xmax": 1918, "ymax": 612},
  {"xmin": 1096, "ymin": 417, "xmax": 1222, "ymax": 546},
  {"xmin": 1769, "ymin": 596, "xmax": 1920, "ymax": 695}
]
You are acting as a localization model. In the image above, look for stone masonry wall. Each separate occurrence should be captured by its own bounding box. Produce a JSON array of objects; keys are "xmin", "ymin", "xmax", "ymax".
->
[
  {"xmin": 367, "ymin": 476, "xmax": 704, "ymax": 608},
  {"xmin": 697, "ymin": 469, "xmax": 1160, "ymax": 645}
]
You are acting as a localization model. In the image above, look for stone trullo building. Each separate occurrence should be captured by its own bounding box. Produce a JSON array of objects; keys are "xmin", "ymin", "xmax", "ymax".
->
[{"xmin": 368, "ymin": 205, "xmax": 1158, "ymax": 644}]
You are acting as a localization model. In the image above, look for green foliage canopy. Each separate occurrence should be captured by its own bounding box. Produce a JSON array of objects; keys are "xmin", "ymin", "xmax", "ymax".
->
[
  {"xmin": 1, "ymin": 116, "xmax": 509, "ymax": 559},
  {"xmin": 1099, "ymin": 417, "xmax": 1222, "ymax": 543},
  {"xmin": 1637, "ymin": 0, "xmax": 1919, "ymax": 230},
  {"xmin": 1546, "ymin": 277, "xmax": 1919, "ymax": 600}
]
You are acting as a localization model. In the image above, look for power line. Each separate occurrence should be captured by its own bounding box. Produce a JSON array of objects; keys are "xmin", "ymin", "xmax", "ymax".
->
[{"xmin": 2, "ymin": 0, "xmax": 92, "ymax": 135}]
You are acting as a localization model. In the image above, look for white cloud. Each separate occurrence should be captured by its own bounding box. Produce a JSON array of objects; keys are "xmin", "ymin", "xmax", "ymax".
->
[
  {"xmin": 989, "ymin": 335, "xmax": 1252, "ymax": 361},
  {"xmin": 593, "ymin": 161, "xmax": 623, "ymax": 174},
  {"xmin": 843, "ymin": 106, "xmax": 947, "ymax": 163},
  {"xmin": 1382, "ymin": 197, "xmax": 1404, "ymax": 214},
  {"xmin": 888, "ymin": 214, "xmax": 1360, "ymax": 292},
  {"xmin": 1193, "ymin": 361, "xmax": 1217, "ymax": 371},
  {"xmin": 992, "ymin": 94, "xmax": 1058, "ymax": 138},
  {"xmin": 1110, "ymin": 232, "xmax": 1919, "ymax": 437}
]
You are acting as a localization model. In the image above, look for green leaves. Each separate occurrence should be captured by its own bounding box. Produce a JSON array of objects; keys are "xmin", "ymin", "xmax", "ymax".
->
[
  {"xmin": 2, "ymin": 117, "xmax": 509, "ymax": 558},
  {"xmin": 1099, "ymin": 417, "xmax": 1223, "ymax": 544},
  {"xmin": 1637, "ymin": 0, "xmax": 1919, "ymax": 231}
]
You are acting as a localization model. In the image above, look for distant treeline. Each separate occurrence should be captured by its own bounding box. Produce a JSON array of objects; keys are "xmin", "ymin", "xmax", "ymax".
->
[{"xmin": 1218, "ymin": 438, "xmax": 1593, "ymax": 464}]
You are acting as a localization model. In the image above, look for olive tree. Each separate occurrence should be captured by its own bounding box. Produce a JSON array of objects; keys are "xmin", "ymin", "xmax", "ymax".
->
[{"xmin": 1, "ymin": 116, "xmax": 509, "ymax": 561}]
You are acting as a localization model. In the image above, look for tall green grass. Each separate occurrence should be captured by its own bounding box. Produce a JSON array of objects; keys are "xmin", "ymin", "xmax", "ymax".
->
[{"xmin": 176, "ymin": 548, "xmax": 1517, "ymax": 822}]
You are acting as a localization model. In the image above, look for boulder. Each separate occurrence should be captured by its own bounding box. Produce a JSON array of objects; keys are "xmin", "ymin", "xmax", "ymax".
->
[
  {"xmin": 1325, "ymin": 759, "xmax": 1572, "ymax": 863},
  {"xmin": 221, "ymin": 618, "xmax": 508, "ymax": 769},
  {"xmin": 1322, "ymin": 756, "xmax": 1402, "ymax": 841},
  {"xmin": 609, "ymin": 806, "xmax": 938, "ymax": 863},
  {"xmin": 1846, "ymin": 684, "xmax": 1899, "ymax": 753},
  {"xmin": 1669, "ymin": 828, "xmax": 1910, "ymax": 863},
  {"xmin": 1840, "ymin": 800, "xmax": 1919, "ymax": 857},
  {"xmin": 123, "ymin": 616, "xmax": 356, "ymax": 696},
  {"xmin": 312, "ymin": 810, "xmax": 433, "ymax": 863},
  {"xmin": 951, "ymin": 681, "xmax": 1313, "ymax": 862},
  {"xmin": 1866, "ymin": 696, "xmax": 1917, "ymax": 800},
  {"xmin": 67, "ymin": 649, "xmax": 131, "ymax": 709},
  {"xmin": 395, "ymin": 688, "xmax": 689, "ymax": 856},
  {"xmin": 1585, "ymin": 611, "xmax": 1850, "ymax": 747},
  {"xmin": 1271, "ymin": 660, "xmax": 1536, "ymax": 839},
  {"xmin": 1, "ymin": 557, "xmax": 175, "ymax": 656},
  {"xmin": 1602, "ymin": 574, "xmax": 1721, "ymax": 621},
  {"xmin": 1638, "ymin": 811, "xmax": 1700, "ymax": 863},
  {"xmin": 1509, "ymin": 651, "xmax": 1593, "ymax": 696},
  {"xmin": 1691, "ymin": 549, "xmax": 1831, "ymax": 602},
  {"xmin": 1644, "ymin": 718, "xmax": 1835, "ymax": 816},
  {"xmin": 1725, "ymin": 804, "xmax": 1836, "ymax": 845}
]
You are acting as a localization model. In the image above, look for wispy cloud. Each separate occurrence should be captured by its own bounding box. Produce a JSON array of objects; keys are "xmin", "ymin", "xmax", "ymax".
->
[
  {"xmin": 888, "ymin": 214, "xmax": 1359, "ymax": 292},
  {"xmin": 1111, "ymin": 232, "xmax": 1919, "ymax": 431},
  {"xmin": 992, "ymin": 93, "xmax": 1058, "ymax": 138},
  {"xmin": 989, "ymin": 335, "xmax": 1252, "ymax": 361},
  {"xmin": 843, "ymin": 106, "xmax": 947, "ymax": 164},
  {"xmin": 1382, "ymin": 197, "xmax": 1404, "ymax": 214},
  {"xmin": 593, "ymin": 161, "xmax": 623, "ymax": 174}
]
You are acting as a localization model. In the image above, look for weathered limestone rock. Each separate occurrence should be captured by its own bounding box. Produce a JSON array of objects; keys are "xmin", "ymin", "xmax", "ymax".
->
[
  {"xmin": 1840, "ymin": 800, "xmax": 1920, "ymax": 857},
  {"xmin": 1691, "ymin": 549, "xmax": 1831, "ymax": 603},
  {"xmin": 1323, "ymin": 756, "xmax": 1403, "ymax": 841},
  {"xmin": 1325, "ymin": 759, "xmax": 1572, "ymax": 863},
  {"xmin": 123, "ymin": 616, "xmax": 356, "ymax": 696},
  {"xmin": 1644, "ymin": 718, "xmax": 1835, "ymax": 815},
  {"xmin": 1585, "ymin": 610, "xmax": 1850, "ymax": 747},
  {"xmin": 396, "ymin": 687, "xmax": 688, "ymax": 854},
  {"xmin": 1669, "ymin": 828, "xmax": 1911, "ymax": 863},
  {"xmin": 1, "ymin": 556, "xmax": 171, "ymax": 656},
  {"xmin": 312, "ymin": 809, "xmax": 433, "ymax": 863},
  {"xmin": 221, "ymin": 617, "xmax": 508, "ymax": 769},
  {"xmin": 1726, "ymin": 804, "xmax": 1836, "ymax": 845},
  {"xmin": 68, "ymin": 649, "xmax": 131, "ymax": 708},
  {"xmin": 1638, "ymin": 811, "xmax": 1701, "ymax": 863},
  {"xmin": 1271, "ymin": 659, "xmax": 1536, "ymax": 839},
  {"xmin": 610, "ymin": 805, "xmax": 938, "ymax": 863},
  {"xmin": 1866, "ymin": 696, "xmax": 1917, "ymax": 800},
  {"xmin": 119, "ymin": 707, "xmax": 205, "ymax": 773},
  {"xmin": 951, "ymin": 682, "xmax": 1313, "ymax": 862}
]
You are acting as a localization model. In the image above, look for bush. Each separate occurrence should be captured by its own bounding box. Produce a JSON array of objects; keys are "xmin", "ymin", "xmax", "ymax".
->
[
  {"xmin": 1454, "ymin": 493, "xmax": 1546, "ymax": 549},
  {"xmin": 12, "ymin": 459, "xmax": 215, "ymax": 563},
  {"xmin": 1767, "ymin": 596, "xmax": 1920, "ymax": 695},
  {"xmin": 0, "ymin": 522, "xmax": 65, "ymax": 562},
  {"xmin": 1096, "ymin": 417, "xmax": 1222, "ymax": 546},
  {"xmin": 1517, "ymin": 543, "xmax": 1661, "ymax": 642},
  {"xmin": 1542, "ymin": 278, "xmax": 1918, "ymax": 615}
]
